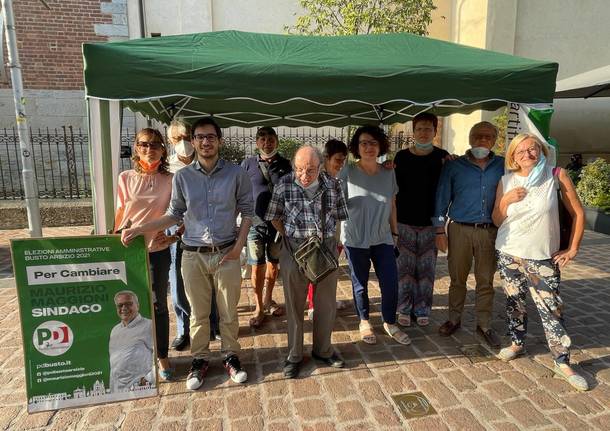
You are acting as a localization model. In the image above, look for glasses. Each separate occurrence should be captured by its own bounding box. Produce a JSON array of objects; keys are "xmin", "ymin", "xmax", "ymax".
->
[
  {"xmin": 295, "ymin": 167, "xmax": 319, "ymax": 177},
  {"xmin": 471, "ymin": 133, "xmax": 496, "ymax": 141},
  {"xmin": 515, "ymin": 146, "xmax": 539, "ymax": 158},
  {"xmin": 116, "ymin": 301, "xmax": 134, "ymax": 309},
  {"xmin": 136, "ymin": 141, "xmax": 163, "ymax": 149},
  {"xmin": 359, "ymin": 140, "xmax": 379, "ymax": 147},
  {"xmin": 193, "ymin": 133, "xmax": 218, "ymax": 143}
]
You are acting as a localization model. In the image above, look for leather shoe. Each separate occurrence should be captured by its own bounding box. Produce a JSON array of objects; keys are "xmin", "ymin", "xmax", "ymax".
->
[
  {"xmin": 477, "ymin": 327, "xmax": 501, "ymax": 348},
  {"xmin": 438, "ymin": 320, "xmax": 460, "ymax": 337},
  {"xmin": 312, "ymin": 352, "xmax": 345, "ymax": 368},
  {"xmin": 171, "ymin": 335, "xmax": 190, "ymax": 351},
  {"xmin": 283, "ymin": 360, "xmax": 301, "ymax": 379}
]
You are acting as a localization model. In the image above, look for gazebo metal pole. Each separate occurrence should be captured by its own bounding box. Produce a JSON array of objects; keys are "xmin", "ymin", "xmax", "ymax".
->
[{"xmin": 1, "ymin": 0, "xmax": 42, "ymax": 237}]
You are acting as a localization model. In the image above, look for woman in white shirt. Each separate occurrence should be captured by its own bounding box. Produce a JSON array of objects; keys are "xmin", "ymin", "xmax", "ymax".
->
[{"xmin": 492, "ymin": 133, "xmax": 587, "ymax": 391}]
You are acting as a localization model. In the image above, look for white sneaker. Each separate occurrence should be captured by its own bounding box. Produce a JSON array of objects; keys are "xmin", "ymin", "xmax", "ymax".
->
[
  {"xmin": 223, "ymin": 355, "xmax": 248, "ymax": 384},
  {"xmin": 186, "ymin": 358, "xmax": 208, "ymax": 391}
]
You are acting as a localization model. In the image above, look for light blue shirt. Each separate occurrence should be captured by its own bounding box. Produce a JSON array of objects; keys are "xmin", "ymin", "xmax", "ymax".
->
[
  {"xmin": 433, "ymin": 152, "xmax": 504, "ymax": 227},
  {"xmin": 167, "ymin": 159, "xmax": 253, "ymax": 246}
]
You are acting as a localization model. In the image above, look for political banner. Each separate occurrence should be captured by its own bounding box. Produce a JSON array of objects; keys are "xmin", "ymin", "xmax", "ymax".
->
[
  {"xmin": 10, "ymin": 235, "xmax": 158, "ymax": 412},
  {"xmin": 506, "ymin": 103, "xmax": 557, "ymax": 165}
]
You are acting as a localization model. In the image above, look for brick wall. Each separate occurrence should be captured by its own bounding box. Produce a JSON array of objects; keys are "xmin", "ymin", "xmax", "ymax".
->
[{"xmin": 1, "ymin": 0, "xmax": 126, "ymax": 91}]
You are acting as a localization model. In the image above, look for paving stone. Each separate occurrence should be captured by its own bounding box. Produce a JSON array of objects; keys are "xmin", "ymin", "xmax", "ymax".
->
[
  {"xmin": 377, "ymin": 369, "xmax": 416, "ymax": 394},
  {"xmin": 0, "ymin": 406, "xmax": 21, "ymax": 430},
  {"xmin": 503, "ymin": 399, "xmax": 550, "ymax": 427},
  {"xmin": 302, "ymin": 421, "xmax": 337, "ymax": 431},
  {"xmin": 266, "ymin": 398, "xmax": 292, "ymax": 420},
  {"xmin": 404, "ymin": 361, "xmax": 438, "ymax": 380},
  {"xmin": 500, "ymin": 370, "xmax": 534, "ymax": 391},
  {"xmin": 323, "ymin": 374, "xmax": 356, "ymax": 400},
  {"xmin": 192, "ymin": 398, "xmax": 224, "ymax": 419},
  {"xmin": 440, "ymin": 407, "xmax": 486, "ymax": 431},
  {"xmin": 462, "ymin": 364, "xmax": 499, "ymax": 382},
  {"xmin": 408, "ymin": 416, "xmax": 450, "ymax": 431},
  {"xmin": 463, "ymin": 393, "xmax": 507, "ymax": 421},
  {"xmin": 46, "ymin": 409, "xmax": 83, "ymax": 431},
  {"xmin": 191, "ymin": 418, "xmax": 223, "ymax": 430},
  {"xmin": 589, "ymin": 413, "xmax": 610, "ymax": 430},
  {"xmin": 371, "ymin": 404, "xmax": 402, "ymax": 427},
  {"xmin": 549, "ymin": 411, "xmax": 589, "ymax": 429},
  {"xmin": 417, "ymin": 380, "xmax": 460, "ymax": 409},
  {"xmin": 482, "ymin": 381, "xmax": 519, "ymax": 401},
  {"xmin": 358, "ymin": 380, "xmax": 387, "ymax": 403},
  {"xmin": 492, "ymin": 422, "xmax": 521, "ymax": 431},
  {"xmin": 156, "ymin": 421, "xmax": 188, "ymax": 431},
  {"xmin": 525, "ymin": 389, "xmax": 563, "ymax": 410},
  {"xmin": 85, "ymin": 405, "xmax": 123, "ymax": 426},
  {"xmin": 226, "ymin": 390, "xmax": 262, "ymax": 419},
  {"xmin": 291, "ymin": 378, "xmax": 322, "ymax": 399},
  {"xmin": 263, "ymin": 379, "xmax": 290, "ymax": 398},
  {"xmin": 120, "ymin": 409, "xmax": 156, "ymax": 431},
  {"xmin": 161, "ymin": 399, "xmax": 188, "ymax": 417},
  {"xmin": 267, "ymin": 421, "xmax": 295, "ymax": 431},
  {"xmin": 294, "ymin": 399, "xmax": 329, "ymax": 421},
  {"xmin": 230, "ymin": 415, "xmax": 264, "ymax": 430},
  {"xmin": 561, "ymin": 392, "xmax": 605, "ymax": 416},
  {"xmin": 443, "ymin": 369, "xmax": 476, "ymax": 391},
  {"xmin": 337, "ymin": 400, "xmax": 367, "ymax": 423},
  {"xmin": 14, "ymin": 411, "xmax": 55, "ymax": 430}
]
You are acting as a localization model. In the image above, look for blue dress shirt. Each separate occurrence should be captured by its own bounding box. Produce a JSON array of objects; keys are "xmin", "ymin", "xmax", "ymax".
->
[{"xmin": 433, "ymin": 152, "xmax": 504, "ymax": 227}]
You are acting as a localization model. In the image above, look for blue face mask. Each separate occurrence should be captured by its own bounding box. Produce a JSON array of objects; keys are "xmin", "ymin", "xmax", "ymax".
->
[
  {"xmin": 470, "ymin": 147, "xmax": 490, "ymax": 159},
  {"xmin": 524, "ymin": 153, "xmax": 547, "ymax": 188},
  {"xmin": 415, "ymin": 142, "xmax": 433, "ymax": 151}
]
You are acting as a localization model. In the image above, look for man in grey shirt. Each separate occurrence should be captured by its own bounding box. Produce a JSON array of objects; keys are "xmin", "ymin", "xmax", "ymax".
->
[{"xmin": 121, "ymin": 117, "xmax": 253, "ymax": 391}]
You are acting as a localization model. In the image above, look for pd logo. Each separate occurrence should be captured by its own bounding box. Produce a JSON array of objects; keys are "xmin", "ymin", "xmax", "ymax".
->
[{"xmin": 32, "ymin": 320, "xmax": 74, "ymax": 356}]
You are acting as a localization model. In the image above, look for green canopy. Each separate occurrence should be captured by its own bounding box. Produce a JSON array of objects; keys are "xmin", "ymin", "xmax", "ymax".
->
[{"xmin": 83, "ymin": 30, "xmax": 558, "ymax": 127}]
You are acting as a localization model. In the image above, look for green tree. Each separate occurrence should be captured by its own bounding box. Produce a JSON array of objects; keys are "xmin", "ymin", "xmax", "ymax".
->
[
  {"xmin": 492, "ymin": 107, "xmax": 508, "ymax": 155},
  {"xmin": 286, "ymin": 0, "xmax": 436, "ymax": 36}
]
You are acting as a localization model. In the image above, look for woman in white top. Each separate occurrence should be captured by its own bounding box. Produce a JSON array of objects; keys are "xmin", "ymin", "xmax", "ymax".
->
[{"xmin": 492, "ymin": 133, "xmax": 587, "ymax": 391}]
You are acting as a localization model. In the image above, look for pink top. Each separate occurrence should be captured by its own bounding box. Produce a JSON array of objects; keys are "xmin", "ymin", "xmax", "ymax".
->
[{"xmin": 114, "ymin": 170, "xmax": 173, "ymax": 252}]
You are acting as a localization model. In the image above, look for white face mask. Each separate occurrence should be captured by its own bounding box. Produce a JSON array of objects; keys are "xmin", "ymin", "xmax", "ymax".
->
[
  {"xmin": 471, "ymin": 147, "xmax": 490, "ymax": 159},
  {"xmin": 175, "ymin": 139, "xmax": 194, "ymax": 158},
  {"xmin": 260, "ymin": 148, "xmax": 278, "ymax": 159}
]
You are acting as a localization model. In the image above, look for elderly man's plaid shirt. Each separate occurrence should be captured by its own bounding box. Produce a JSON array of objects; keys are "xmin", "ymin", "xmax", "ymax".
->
[{"xmin": 264, "ymin": 171, "xmax": 348, "ymax": 239}]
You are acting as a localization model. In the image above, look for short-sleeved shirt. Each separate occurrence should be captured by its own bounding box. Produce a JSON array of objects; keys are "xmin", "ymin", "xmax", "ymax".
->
[
  {"xmin": 264, "ymin": 171, "xmax": 348, "ymax": 240},
  {"xmin": 394, "ymin": 147, "xmax": 448, "ymax": 226},
  {"xmin": 339, "ymin": 163, "xmax": 398, "ymax": 248}
]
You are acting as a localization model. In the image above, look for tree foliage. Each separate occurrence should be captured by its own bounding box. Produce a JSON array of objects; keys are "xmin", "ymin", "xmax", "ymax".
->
[{"xmin": 286, "ymin": 0, "xmax": 436, "ymax": 36}]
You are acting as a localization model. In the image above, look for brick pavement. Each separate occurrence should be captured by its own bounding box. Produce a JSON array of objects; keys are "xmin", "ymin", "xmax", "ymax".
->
[{"xmin": 0, "ymin": 227, "xmax": 609, "ymax": 430}]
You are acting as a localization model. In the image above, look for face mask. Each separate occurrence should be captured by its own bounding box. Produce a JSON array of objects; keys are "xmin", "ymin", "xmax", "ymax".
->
[
  {"xmin": 295, "ymin": 178, "xmax": 319, "ymax": 191},
  {"xmin": 524, "ymin": 153, "xmax": 547, "ymax": 188},
  {"xmin": 471, "ymin": 147, "xmax": 490, "ymax": 159},
  {"xmin": 175, "ymin": 139, "xmax": 193, "ymax": 158},
  {"xmin": 260, "ymin": 148, "xmax": 278, "ymax": 159},
  {"xmin": 415, "ymin": 142, "xmax": 433, "ymax": 151},
  {"xmin": 138, "ymin": 159, "xmax": 161, "ymax": 172}
]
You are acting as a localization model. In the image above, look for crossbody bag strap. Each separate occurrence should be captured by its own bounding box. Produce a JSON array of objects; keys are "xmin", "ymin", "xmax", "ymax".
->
[
  {"xmin": 320, "ymin": 189, "xmax": 327, "ymax": 241},
  {"xmin": 258, "ymin": 160, "xmax": 274, "ymax": 193}
]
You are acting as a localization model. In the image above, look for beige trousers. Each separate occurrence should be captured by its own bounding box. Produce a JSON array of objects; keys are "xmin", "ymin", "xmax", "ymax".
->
[
  {"xmin": 447, "ymin": 221, "xmax": 498, "ymax": 329},
  {"xmin": 181, "ymin": 249, "xmax": 242, "ymax": 360},
  {"xmin": 280, "ymin": 237, "xmax": 338, "ymax": 363}
]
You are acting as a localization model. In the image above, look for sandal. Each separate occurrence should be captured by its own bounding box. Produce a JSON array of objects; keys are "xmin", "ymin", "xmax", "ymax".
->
[
  {"xmin": 383, "ymin": 323, "xmax": 411, "ymax": 345},
  {"xmin": 397, "ymin": 313, "xmax": 411, "ymax": 327},
  {"xmin": 497, "ymin": 345, "xmax": 526, "ymax": 362},
  {"xmin": 249, "ymin": 312, "xmax": 265, "ymax": 329},
  {"xmin": 553, "ymin": 364, "xmax": 589, "ymax": 392},
  {"xmin": 416, "ymin": 316, "xmax": 429, "ymax": 327},
  {"xmin": 359, "ymin": 321, "xmax": 377, "ymax": 344},
  {"xmin": 263, "ymin": 300, "xmax": 285, "ymax": 317},
  {"xmin": 159, "ymin": 367, "xmax": 174, "ymax": 381}
]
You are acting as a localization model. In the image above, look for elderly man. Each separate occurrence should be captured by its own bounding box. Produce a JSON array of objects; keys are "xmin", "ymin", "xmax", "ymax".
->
[
  {"xmin": 434, "ymin": 121, "xmax": 505, "ymax": 347},
  {"xmin": 122, "ymin": 117, "xmax": 253, "ymax": 391},
  {"xmin": 109, "ymin": 291, "xmax": 154, "ymax": 392},
  {"xmin": 265, "ymin": 145, "xmax": 348, "ymax": 378},
  {"xmin": 241, "ymin": 126, "xmax": 291, "ymax": 328}
]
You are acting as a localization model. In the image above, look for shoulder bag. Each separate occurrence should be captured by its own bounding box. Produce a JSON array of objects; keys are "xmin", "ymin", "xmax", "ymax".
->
[{"xmin": 553, "ymin": 167, "xmax": 573, "ymax": 250}]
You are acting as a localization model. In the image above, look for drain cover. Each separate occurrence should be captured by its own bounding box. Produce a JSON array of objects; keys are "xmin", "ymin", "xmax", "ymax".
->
[
  {"xmin": 460, "ymin": 343, "xmax": 496, "ymax": 363},
  {"xmin": 391, "ymin": 391, "xmax": 437, "ymax": 419}
]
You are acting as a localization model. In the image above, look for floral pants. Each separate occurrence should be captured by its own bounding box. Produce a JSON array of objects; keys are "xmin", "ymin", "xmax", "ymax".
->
[
  {"xmin": 396, "ymin": 224, "xmax": 438, "ymax": 318},
  {"xmin": 496, "ymin": 250, "xmax": 571, "ymax": 365}
]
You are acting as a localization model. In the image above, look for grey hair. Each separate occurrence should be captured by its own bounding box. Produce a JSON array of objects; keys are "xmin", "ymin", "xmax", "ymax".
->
[
  {"xmin": 167, "ymin": 118, "xmax": 191, "ymax": 137},
  {"xmin": 470, "ymin": 121, "xmax": 498, "ymax": 138},
  {"xmin": 114, "ymin": 290, "xmax": 139, "ymax": 306},
  {"xmin": 292, "ymin": 145, "xmax": 323, "ymax": 170}
]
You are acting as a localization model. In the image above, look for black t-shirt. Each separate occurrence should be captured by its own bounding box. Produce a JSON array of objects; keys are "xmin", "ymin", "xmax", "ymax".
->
[{"xmin": 394, "ymin": 147, "xmax": 449, "ymax": 226}]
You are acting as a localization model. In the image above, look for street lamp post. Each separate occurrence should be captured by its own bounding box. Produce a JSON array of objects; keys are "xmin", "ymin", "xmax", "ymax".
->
[{"xmin": 1, "ymin": 0, "xmax": 42, "ymax": 237}]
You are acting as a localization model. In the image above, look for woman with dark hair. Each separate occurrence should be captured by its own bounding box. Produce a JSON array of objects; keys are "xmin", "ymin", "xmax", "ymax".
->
[
  {"xmin": 306, "ymin": 139, "xmax": 349, "ymax": 320},
  {"xmin": 340, "ymin": 125, "xmax": 410, "ymax": 345},
  {"xmin": 395, "ymin": 113, "xmax": 449, "ymax": 327},
  {"xmin": 114, "ymin": 128, "xmax": 176, "ymax": 381}
]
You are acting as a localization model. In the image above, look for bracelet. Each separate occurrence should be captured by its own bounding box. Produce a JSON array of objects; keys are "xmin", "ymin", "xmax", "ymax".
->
[
  {"xmin": 436, "ymin": 232, "xmax": 446, "ymax": 236},
  {"xmin": 391, "ymin": 232, "xmax": 399, "ymax": 237}
]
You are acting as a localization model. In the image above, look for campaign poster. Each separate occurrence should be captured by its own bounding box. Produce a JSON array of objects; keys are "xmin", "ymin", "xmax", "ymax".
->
[{"xmin": 10, "ymin": 235, "xmax": 158, "ymax": 413}]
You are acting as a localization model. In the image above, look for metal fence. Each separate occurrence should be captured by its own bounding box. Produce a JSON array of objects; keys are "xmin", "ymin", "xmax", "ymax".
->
[{"xmin": 0, "ymin": 127, "xmax": 410, "ymax": 200}]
